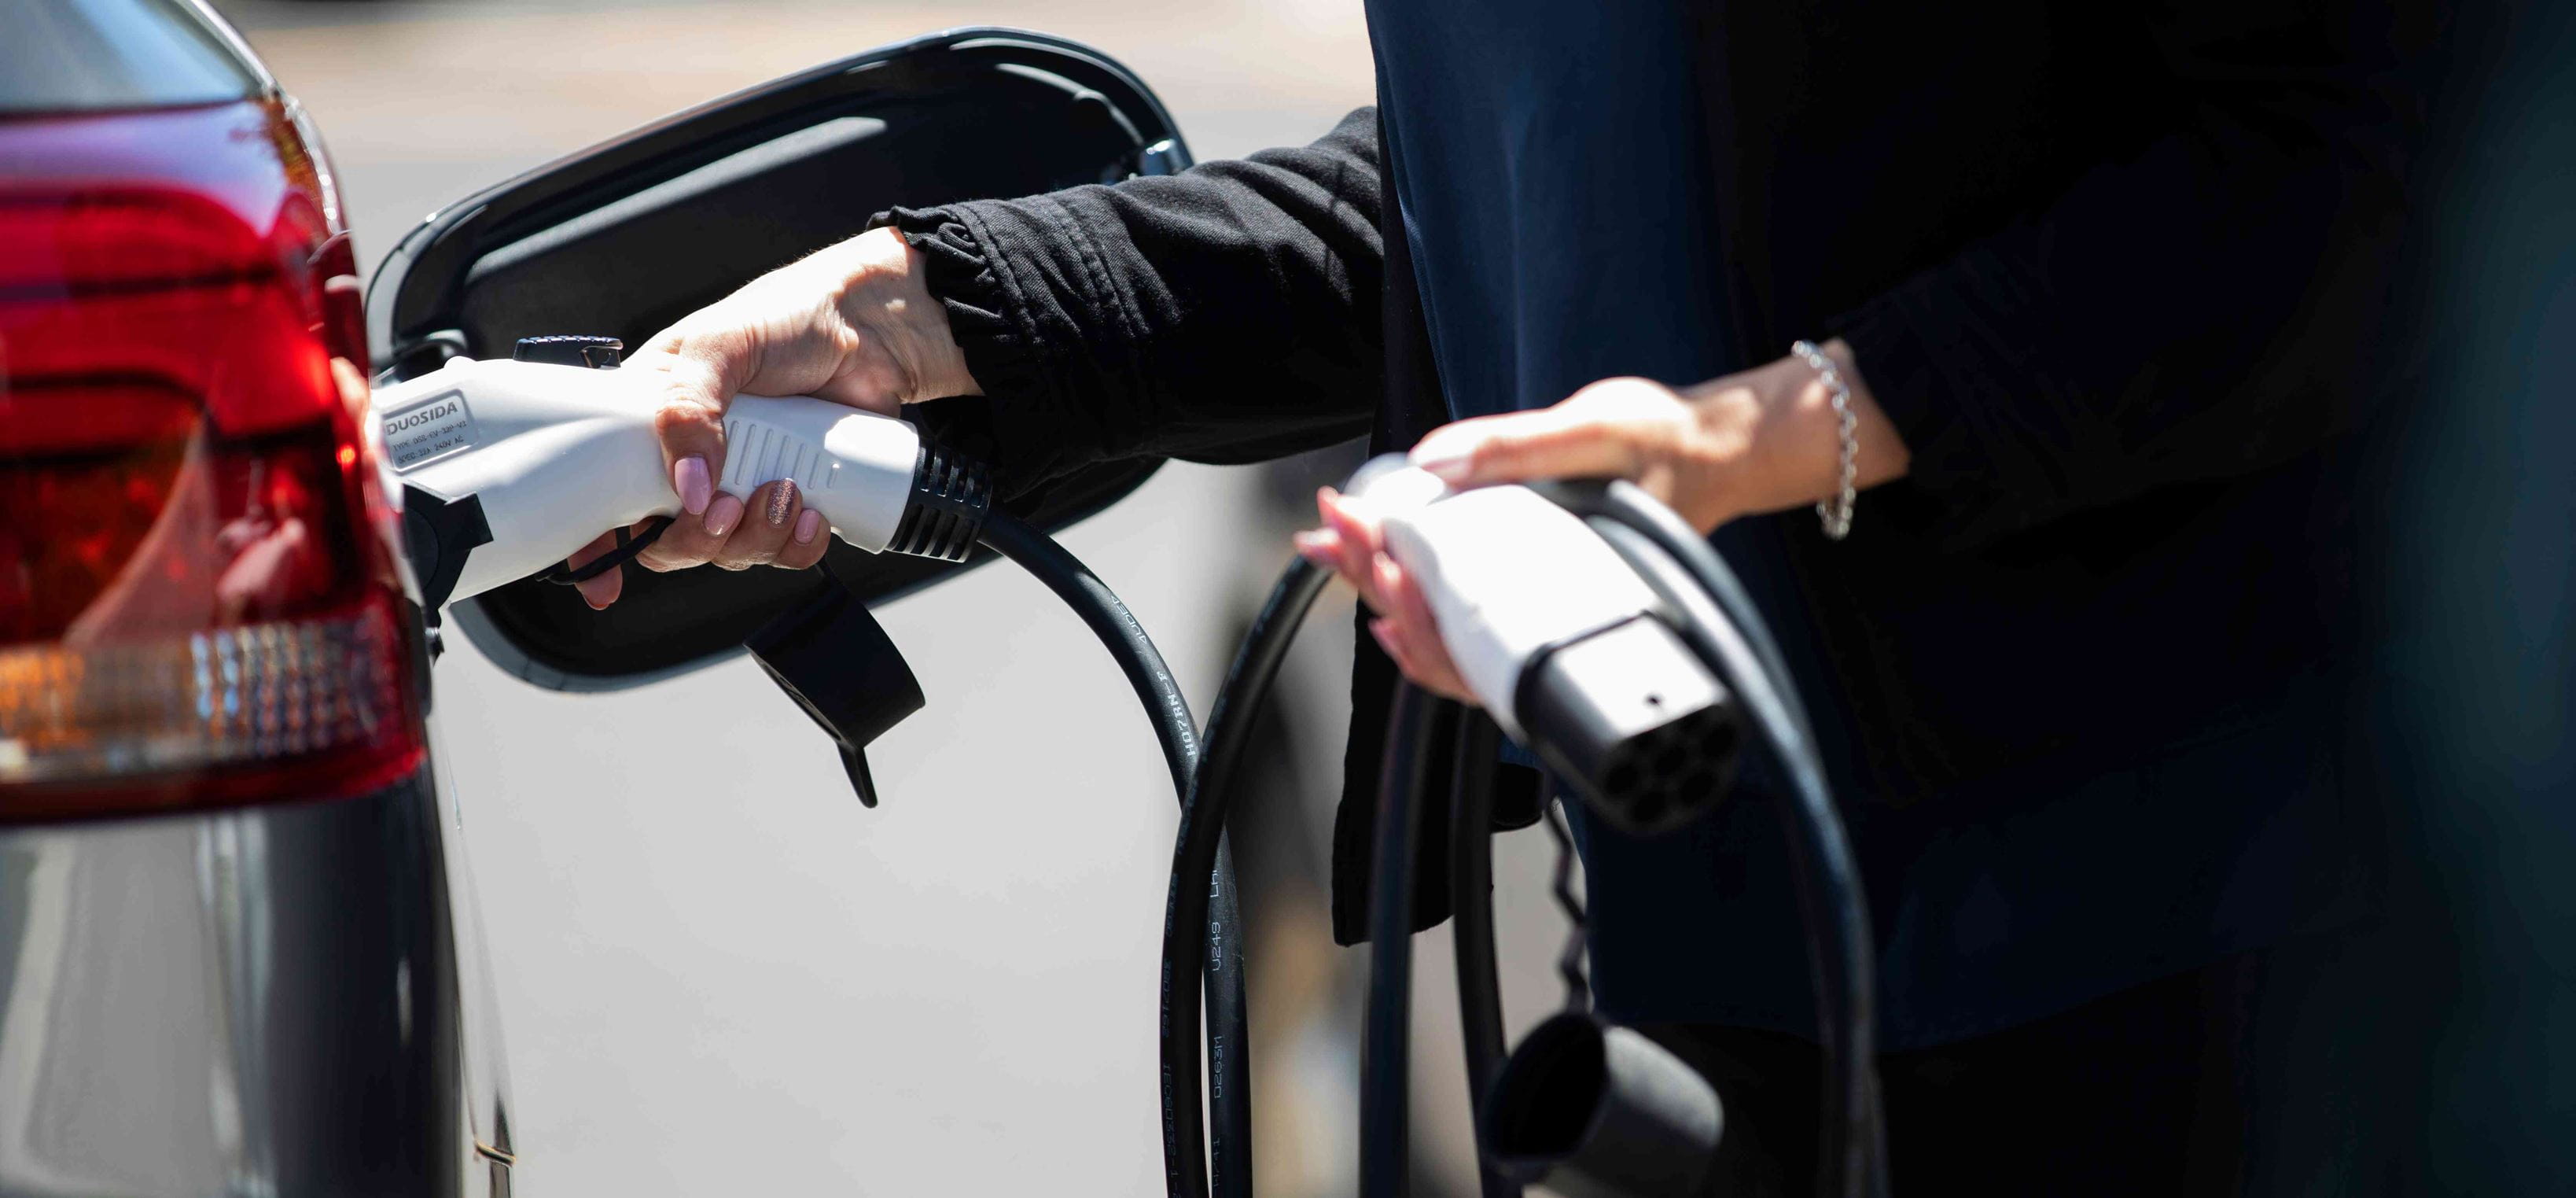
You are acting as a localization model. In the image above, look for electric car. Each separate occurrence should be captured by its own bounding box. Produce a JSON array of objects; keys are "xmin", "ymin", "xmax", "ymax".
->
[{"xmin": 1, "ymin": 2, "xmax": 1183, "ymax": 1193}]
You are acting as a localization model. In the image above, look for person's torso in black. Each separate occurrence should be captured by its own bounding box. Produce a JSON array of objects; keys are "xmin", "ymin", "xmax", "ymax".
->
[{"xmin": 1352, "ymin": 0, "xmax": 2405, "ymax": 1045}]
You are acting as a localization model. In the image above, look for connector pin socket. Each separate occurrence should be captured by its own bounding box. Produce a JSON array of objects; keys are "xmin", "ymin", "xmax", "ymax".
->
[{"xmin": 1515, "ymin": 614, "xmax": 1740, "ymax": 834}]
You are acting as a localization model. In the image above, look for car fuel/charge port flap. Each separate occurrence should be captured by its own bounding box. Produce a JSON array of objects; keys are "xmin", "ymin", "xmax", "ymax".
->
[{"xmin": 367, "ymin": 28, "xmax": 1190, "ymax": 691}]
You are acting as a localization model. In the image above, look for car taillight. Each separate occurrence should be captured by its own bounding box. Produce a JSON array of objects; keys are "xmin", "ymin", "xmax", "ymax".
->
[{"xmin": 0, "ymin": 103, "xmax": 422, "ymax": 822}]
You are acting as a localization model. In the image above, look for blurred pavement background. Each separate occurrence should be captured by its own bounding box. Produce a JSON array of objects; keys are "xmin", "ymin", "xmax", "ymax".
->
[{"xmin": 211, "ymin": 1, "xmax": 1577, "ymax": 1194}]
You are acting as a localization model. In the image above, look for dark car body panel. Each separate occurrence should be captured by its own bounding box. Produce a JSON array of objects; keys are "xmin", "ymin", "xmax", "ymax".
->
[{"xmin": 0, "ymin": 773, "xmax": 466, "ymax": 1197}]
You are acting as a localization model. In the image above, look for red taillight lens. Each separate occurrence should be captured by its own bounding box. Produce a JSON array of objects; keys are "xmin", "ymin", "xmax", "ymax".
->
[{"xmin": 0, "ymin": 105, "xmax": 422, "ymax": 822}]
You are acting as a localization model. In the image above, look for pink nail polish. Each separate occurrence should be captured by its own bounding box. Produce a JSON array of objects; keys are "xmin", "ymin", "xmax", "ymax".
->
[
  {"xmin": 674, "ymin": 455, "xmax": 712, "ymax": 515},
  {"xmin": 766, "ymin": 479, "xmax": 797, "ymax": 527},
  {"xmin": 793, "ymin": 508, "xmax": 823, "ymax": 544},
  {"xmin": 703, "ymin": 492, "xmax": 744, "ymax": 537}
]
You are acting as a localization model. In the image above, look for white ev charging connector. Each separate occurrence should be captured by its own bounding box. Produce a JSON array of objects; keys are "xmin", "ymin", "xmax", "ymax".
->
[
  {"xmin": 1344, "ymin": 457, "xmax": 1742, "ymax": 834},
  {"xmin": 370, "ymin": 339, "xmax": 987, "ymax": 611}
]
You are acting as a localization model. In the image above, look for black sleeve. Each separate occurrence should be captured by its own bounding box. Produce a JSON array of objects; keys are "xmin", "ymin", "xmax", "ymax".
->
[
  {"xmin": 871, "ymin": 108, "xmax": 1383, "ymax": 496},
  {"xmin": 1827, "ymin": 2, "xmax": 2435, "ymax": 547}
]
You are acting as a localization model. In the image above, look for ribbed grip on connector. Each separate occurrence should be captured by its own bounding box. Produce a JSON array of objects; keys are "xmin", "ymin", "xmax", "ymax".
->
[{"xmin": 885, "ymin": 441, "xmax": 992, "ymax": 561}]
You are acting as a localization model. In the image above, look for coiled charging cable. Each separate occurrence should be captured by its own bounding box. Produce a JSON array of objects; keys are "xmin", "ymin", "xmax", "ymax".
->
[
  {"xmin": 1446, "ymin": 713, "xmax": 1517, "ymax": 1198},
  {"xmin": 1157, "ymin": 480, "xmax": 1885, "ymax": 1198},
  {"xmin": 1154, "ymin": 557, "xmax": 1332, "ymax": 1198},
  {"xmin": 1559, "ymin": 487, "xmax": 1884, "ymax": 1198},
  {"xmin": 972, "ymin": 509, "xmax": 1260, "ymax": 1198}
]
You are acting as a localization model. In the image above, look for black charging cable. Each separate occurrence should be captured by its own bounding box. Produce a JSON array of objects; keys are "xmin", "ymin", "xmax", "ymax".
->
[
  {"xmin": 1143, "ymin": 481, "xmax": 1882, "ymax": 1198},
  {"xmin": 973, "ymin": 509, "xmax": 1258, "ymax": 1198},
  {"xmin": 1446, "ymin": 713, "xmax": 1520, "ymax": 1198},
  {"xmin": 1562, "ymin": 494, "xmax": 1883, "ymax": 1198},
  {"xmin": 1151, "ymin": 565, "xmax": 1518, "ymax": 1198},
  {"xmin": 1150, "ymin": 555, "xmax": 1331, "ymax": 1198},
  {"xmin": 1365, "ymin": 482, "xmax": 1882, "ymax": 1198},
  {"xmin": 1360, "ymin": 681, "xmax": 1446, "ymax": 1198}
]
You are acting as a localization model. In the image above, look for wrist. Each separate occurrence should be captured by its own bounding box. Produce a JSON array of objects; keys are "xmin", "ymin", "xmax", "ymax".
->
[
  {"xmin": 835, "ymin": 227, "xmax": 980, "ymax": 403},
  {"xmin": 1775, "ymin": 337, "xmax": 1905, "ymax": 508}
]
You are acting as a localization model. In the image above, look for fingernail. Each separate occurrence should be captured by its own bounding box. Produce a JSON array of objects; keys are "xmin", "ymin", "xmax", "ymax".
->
[
  {"xmin": 1293, "ymin": 529, "xmax": 1334, "ymax": 562},
  {"xmin": 1375, "ymin": 556, "xmax": 1404, "ymax": 596},
  {"xmin": 674, "ymin": 456, "xmax": 712, "ymax": 515},
  {"xmin": 577, "ymin": 575, "xmax": 614, "ymax": 610},
  {"xmin": 703, "ymin": 492, "xmax": 744, "ymax": 537},
  {"xmin": 766, "ymin": 479, "xmax": 798, "ymax": 527},
  {"xmin": 793, "ymin": 508, "xmax": 823, "ymax": 544}
]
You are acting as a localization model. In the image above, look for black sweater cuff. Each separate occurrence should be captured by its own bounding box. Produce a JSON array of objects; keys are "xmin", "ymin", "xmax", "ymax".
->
[
  {"xmin": 1824, "ymin": 278, "xmax": 2021, "ymax": 547},
  {"xmin": 868, "ymin": 203, "xmax": 1095, "ymax": 496}
]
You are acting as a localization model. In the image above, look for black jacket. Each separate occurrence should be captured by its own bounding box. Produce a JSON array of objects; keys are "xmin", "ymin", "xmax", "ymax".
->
[{"xmin": 875, "ymin": 2, "xmax": 2434, "ymax": 949}]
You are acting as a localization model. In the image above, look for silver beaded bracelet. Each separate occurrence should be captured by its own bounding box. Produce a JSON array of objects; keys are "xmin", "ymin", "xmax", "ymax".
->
[{"xmin": 1790, "ymin": 339, "xmax": 1859, "ymax": 540}]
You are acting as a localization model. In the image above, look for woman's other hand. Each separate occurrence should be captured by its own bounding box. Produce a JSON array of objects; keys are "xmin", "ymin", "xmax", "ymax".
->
[
  {"xmin": 571, "ymin": 226, "xmax": 977, "ymax": 608},
  {"xmin": 1296, "ymin": 338, "xmax": 1908, "ymax": 702}
]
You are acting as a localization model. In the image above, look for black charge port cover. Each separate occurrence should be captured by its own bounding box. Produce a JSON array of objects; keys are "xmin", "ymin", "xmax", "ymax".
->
[{"xmin": 745, "ymin": 578, "xmax": 925, "ymax": 806}]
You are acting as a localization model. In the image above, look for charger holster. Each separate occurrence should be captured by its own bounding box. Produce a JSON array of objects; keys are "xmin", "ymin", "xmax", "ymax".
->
[{"xmin": 745, "ymin": 575, "xmax": 925, "ymax": 806}]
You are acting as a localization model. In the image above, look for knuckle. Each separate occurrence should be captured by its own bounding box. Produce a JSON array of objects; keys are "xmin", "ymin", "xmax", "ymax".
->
[
  {"xmin": 1565, "ymin": 378, "xmax": 1635, "ymax": 407},
  {"xmin": 639, "ymin": 529, "xmax": 709, "ymax": 570},
  {"xmin": 638, "ymin": 540, "xmax": 697, "ymax": 570},
  {"xmin": 651, "ymin": 396, "xmax": 719, "ymax": 441},
  {"xmin": 1576, "ymin": 376, "xmax": 1682, "ymax": 416}
]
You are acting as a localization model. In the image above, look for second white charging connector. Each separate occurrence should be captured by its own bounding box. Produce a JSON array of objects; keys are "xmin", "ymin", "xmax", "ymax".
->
[{"xmin": 1349, "ymin": 459, "xmax": 1739, "ymax": 831}]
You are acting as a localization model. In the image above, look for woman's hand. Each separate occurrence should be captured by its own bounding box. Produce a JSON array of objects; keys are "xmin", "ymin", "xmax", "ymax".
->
[
  {"xmin": 569, "ymin": 227, "xmax": 978, "ymax": 608},
  {"xmin": 1295, "ymin": 338, "xmax": 1909, "ymax": 702}
]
